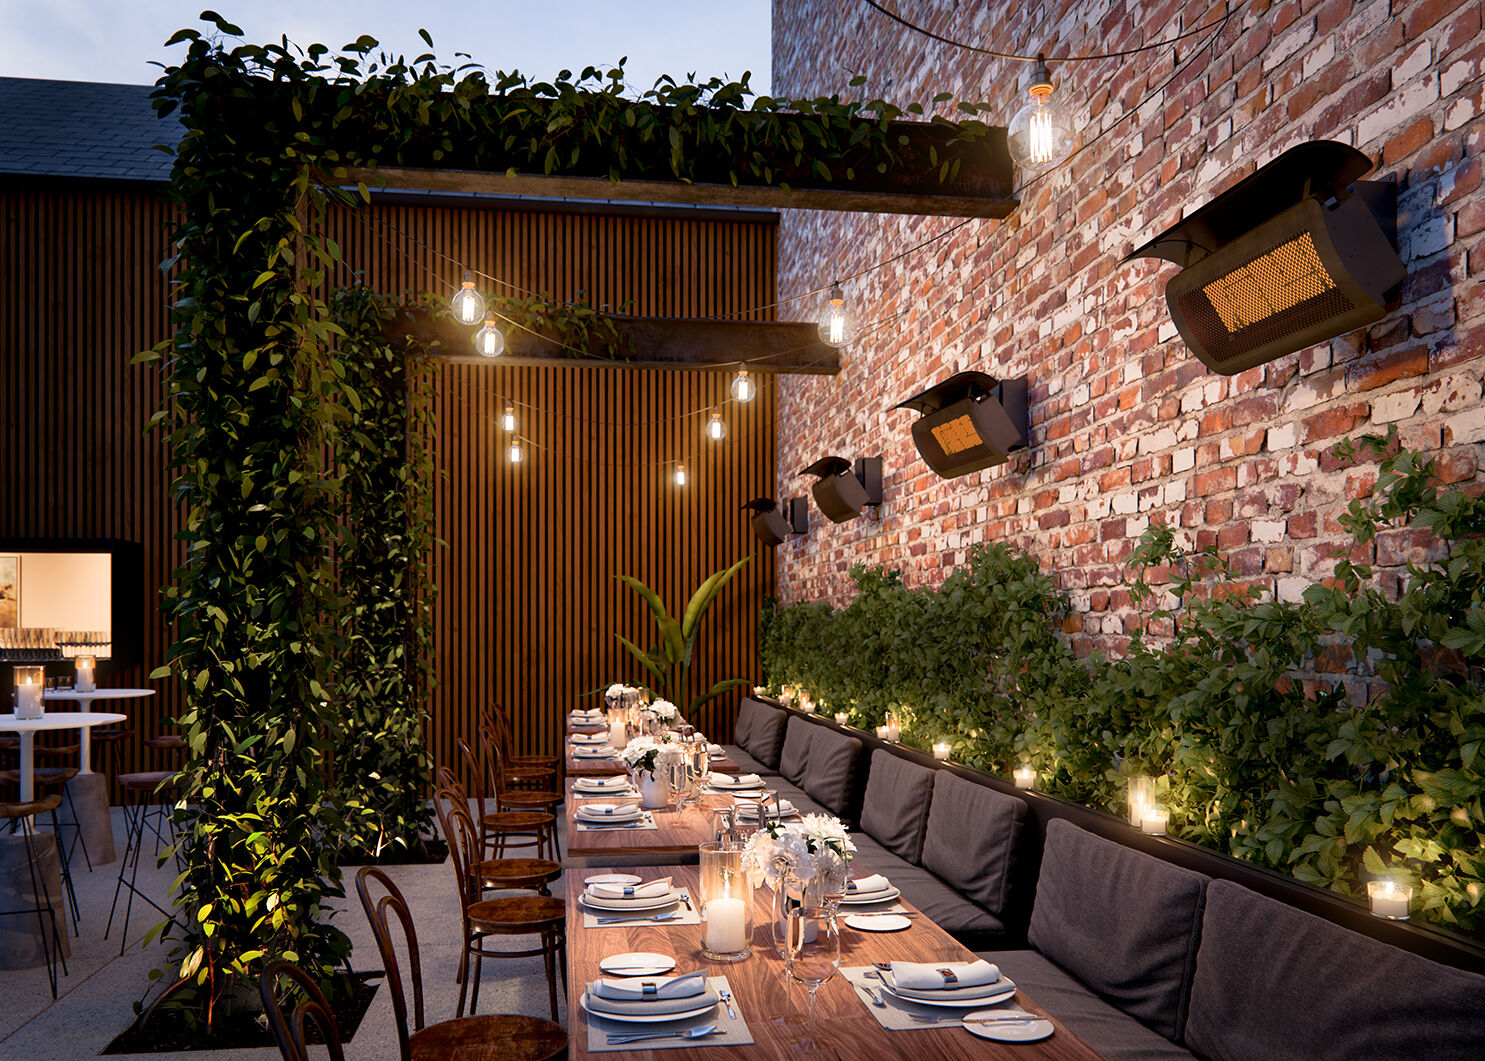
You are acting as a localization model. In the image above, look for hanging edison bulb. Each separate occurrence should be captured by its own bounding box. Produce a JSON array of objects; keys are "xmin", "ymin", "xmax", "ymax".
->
[
  {"xmin": 474, "ymin": 316, "xmax": 505, "ymax": 358},
  {"xmin": 450, "ymin": 270, "xmax": 486, "ymax": 325},
  {"xmin": 673, "ymin": 463, "xmax": 688, "ymax": 486},
  {"xmin": 501, "ymin": 401, "xmax": 517, "ymax": 432},
  {"xmin": 817, "ymin": 282, "xmax": 850, "ymax": 347},
  {"xmin": 705, "ymin": 408, "xmax": 727, "ymax": 441},
  {"xmin": 730, "ymin": 367, "xmax": 756, "ymax": 402},
  {"xmin": 1007, "ymin": 54, "xmax": 1076, "ymax": 172},
  {"xmin": 507, "ymin": 438, "xmax": 525, "ymax": 464}
]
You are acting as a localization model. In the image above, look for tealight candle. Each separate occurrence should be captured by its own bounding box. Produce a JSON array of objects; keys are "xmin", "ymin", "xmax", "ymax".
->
[
  {"xmin": 875, "ymin": 725, "xmax": 890, "ymax": 740},
  {"xmin": 14, "ymin": 666, "xmax": 44, "ymax": 720},
  {"xmin": 932, "ymin": 740, "xmax": 952, "ymax": 760},
  {"xmin": 835, "ymin": 711, "xmax": 849, "ymax": 725},
  {"xmin": 1140, "ymin": 806, "xmax": 1169, "ymax": 835},
  {"xmin": 884, "ymin": 722, "xmax": 901, "ymax": 742},
  {"xmin": 1367, "ymin": 879, "xmax": 1412, "ymax": 920},
  {"xmin": 75, "ymin": 655, "xmax": 96, "ymax": 694},
  {"xmin": 1014, "ymin": 766, "xmax": 1036, "ymax": 789}
]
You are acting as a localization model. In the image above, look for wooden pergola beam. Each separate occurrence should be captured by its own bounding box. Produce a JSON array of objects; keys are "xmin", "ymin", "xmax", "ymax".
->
[{"xmin": 387, "ymin": 308, "xmax": 841, "ymax": 374}]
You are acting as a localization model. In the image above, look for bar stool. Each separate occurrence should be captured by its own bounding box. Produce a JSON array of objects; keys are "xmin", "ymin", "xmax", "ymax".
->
[
  {"xmin": 440, "ymin": 800, "xmax": 565, "ymax": 1019},
  {"xmin": 0, "ymin": 794, "xmax": 70, "ymax": 998},
  {"xmin": 0, "ymin": 761, "xmax": 84, "ymax": 931},
  {"xmin": 356, "ymin": 867, "xmax": 566, "ymax": 1061},
  {"xmin": 91, "ymin": 726, "xmax": 136, "ymax": 779},
  {"xmin": 106, "ymin": 769, "xmax": 182, "ymax": 953}
]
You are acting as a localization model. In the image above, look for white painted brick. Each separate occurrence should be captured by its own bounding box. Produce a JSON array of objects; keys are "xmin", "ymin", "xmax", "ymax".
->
[
  {"xmin": 1127, "ymin": 516, "xmax": 1149, "ymax": 538},
  {"xmin": 1302, "ymin": 35, "xmax": 1336, "ymax": 80},
  {"xmin": 1357, "ymin": 74, "xmax": 1440, "ymax": 148},
  {"xmin": 1139, "ymin": 427, "xmax": 1177, "ymax": 454},
  {"xmin": 1252, "ymin": 519, "xmax": 1287, "ymax": 544},
  {"xmin": 1277, "ymin": 577, "xmax": 1311, "ymax": 603},
  {"xmin": 1267, "ymin": 423, "xmax": 1298, "ymax": 450},
  {"xmin": 1264, "ymin": 18, "xmax": 1317, "ymax": 73},
  {"xmin": 1444, "ymin": 93, "xmax": 1480, "ymax": 132},
  {"xmin": 1172, "ymin": 447, "xmax": 1196, "ymax": 473},
  {"xmin": 1371, "ymin": 388, "xmax": 1422, "ymax": 424},
  {"xmin": 1164, "ymin": 479, "xmax": 1187, "ymax": 504},
  {"xmin": 1422, "ymin": 373, "xmax": 1483, "ymax": 415},
  {"xmin": 1059, "ymin": 483, "xmax": 1079, "ymax": 504},
  {"xmin": 1445, "ymin": 406, "xmax": 1485, "ymax": 445},
  {"xmin": 1087, "ymin": 496, "xmax": 1111, "ymax": 520},
  {"xmin": 1442, "ymin": 57, "xmax": 1479, "ymax": 98},
  {"xmin": 1404, "ymin": 213, "xmax": 1451, "ymax": 261},
  {"xmin": 1395, "ymin": 40, "xmax": 1432, "ymax": 86},
  {"xmin": 1112, "ymin": 492, "xmax": 1138, "ymax": 515}
]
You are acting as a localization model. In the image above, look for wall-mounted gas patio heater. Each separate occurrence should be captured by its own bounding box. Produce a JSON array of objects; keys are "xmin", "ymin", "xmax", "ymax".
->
[
  {"xmin": 894, "ymin": 371, "xmax": 1028, "ymax": 479},
  {"xmin": 742, "ymin": 497, "xmax": 809, "ymax": 546},
  {"xmin": 1126, "ymin": 140, "xmax": 1405, "ymax": 375},
  {"xmin": 800, "ymin": 457, "xmax": 883, "ymax": 523}
]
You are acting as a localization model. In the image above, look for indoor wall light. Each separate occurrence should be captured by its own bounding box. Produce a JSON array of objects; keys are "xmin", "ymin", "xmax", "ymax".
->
[
  {"xmin": 474, "ymin": 316, "xmax": 505, "ymax": 358},
  {"xmin": 706, "ymin": 408, "xmax": 727, "ymax": 441},
  {"xmin": 800, "ymin": 456, "xmax": 883, "ymax": 523},
  {"xmin": 1006, "ymin": 54, "xmax": 1076, "ymax": 172},
  {"xmin": 742, "ymin": 497, "xmax": 809, "ymax": 546},
  {"xmin": 450, "ymin": 270, "xmax": 486, "ymax": 325},
  {"xmin": 501, "ymin": 402, "xmax": 517, "ymax": 433},
  {"xmin": 730, "ymin": 367, "xmax": 757, "ymax": 402}
]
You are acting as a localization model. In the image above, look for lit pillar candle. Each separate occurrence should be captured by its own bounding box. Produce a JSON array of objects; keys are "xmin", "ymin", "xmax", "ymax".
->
[
  {"xmin": 932, "ymin": 741, "xmax": 952, "ymax": 760},
  {"xmin": 835, "ymin": 711, "xmax": 849, "ymax": 725},
  {"xmin": 14, "ymin": 666, "xmax": 44, "ymax": 720},
  {"xmin": 1014, "ymin": 766, "xmax": 1036, "ymax": 789},
  {"xmin": 1140, "ymin": 806, "xmax": 1169, "ymax": 835},
  {"xmin": 608, "ymin": 716, "xmax": 627, "ymax": 750},
  {"xmin": 1368, "ymin": 879, "xmax": 1412, "ymax": 920},
  {"xmin": 875, "ymin": 725, "xmax": 890, "ymax": 740},
  {"xmin": 75, "ymin": 655, "xmax": 96, "ymax": 694},
  {"xmin": 703, "ymin": 896, "xmax": 748, "ymax": 953},
  {"xmin": 1127, "ymin": 776, "xmax": 1155, "ymax": 825},
  {"xmin": 884, "ymin": 721, "xmax": 901, "ymax": 742}
]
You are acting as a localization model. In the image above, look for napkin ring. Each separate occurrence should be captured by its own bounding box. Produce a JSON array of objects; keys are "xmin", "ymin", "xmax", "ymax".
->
[
  {"xmin": 937, "ymin": 968, "xmax": 959, "ymax": 984},
  {"xmin": 641, "ymin": 981, "xmax": 658, "ymax": 995}
]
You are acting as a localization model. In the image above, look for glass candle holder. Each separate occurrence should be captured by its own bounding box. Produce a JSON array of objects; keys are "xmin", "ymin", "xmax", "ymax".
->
[
  {"xmin": 1014, "ymin": 766, "xmax": 1036, "ymax": 789},
  {"xmin": 1140, "ymin": 806, "xmax": 1170, "ymax": 835},
  {"xmin": 74, "ymin": 654, "xmax": 96, "ymax": 694},
  {"xmin": 698, "ymin": 841, "xmax": 753, "ymax": 961},
  {"xmin": 834, "ymin": 711, "xmax": 849, "ymax": 725},
  {"xmin": 932, "ymin": 740, "xmax": 952, "ymax": 760},
  {"xmin": 1127, "ymin": 776, "xmax": 1155, "ymax": 825},
  {"xmin": 875, "ymin": 725, "xmax": 890, "ymax": 740},
  {"xmin": 14, "ymin": 665, "xmax": 45, "ymax": 719},
  {"xmin": 1368, "ymin": 879, "xmax": 1412, "ymax": 920}
]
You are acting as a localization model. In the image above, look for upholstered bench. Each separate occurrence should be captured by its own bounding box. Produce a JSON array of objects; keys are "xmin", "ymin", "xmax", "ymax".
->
[
  {"xmin": 720, "ymin": 697, "xmax": 787, "ymax": 775},
  {"xmin": 765, "ymin": 717, "xmax": 862, "ymax": 821}
]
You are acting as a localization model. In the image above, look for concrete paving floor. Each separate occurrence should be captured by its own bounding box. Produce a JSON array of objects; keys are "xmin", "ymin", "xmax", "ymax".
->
[{"xmin": 0, "ymin": 804, "xmax": 572, "ymax": 1059}]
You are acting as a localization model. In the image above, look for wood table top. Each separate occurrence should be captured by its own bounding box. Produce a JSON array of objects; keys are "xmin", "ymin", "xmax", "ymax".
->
[
  {"xmin": 565, "ymin": 780, "xmax": 734, "ymax": 860},
  {"xmin": 565, "ymin": 737, "xmax": 741, "ymax": 778},
  {"xmin": 564, "ymin": 865, "xmax": 1105, "ymax": 1061}
]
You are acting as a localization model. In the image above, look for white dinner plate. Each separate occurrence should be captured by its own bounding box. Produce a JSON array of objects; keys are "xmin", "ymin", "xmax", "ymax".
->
[
  {"xmin": 573, "ymin": 749, "xmax": 618, "ymax": 758},
  {"xmin": 879, "ymin": 979, "xmax": 1017, "ymax": 1008},
  {"xmin": 580, "ymin": 889, "xmax": 682, "ymax": 912},
  {"xmin": 579, "ymin": 993, "xmax": 716, "ymax": 1024},
  {"xmin": 708, "ymin": 780, "xmax": 764, "ymax": 792},
  {"xmin": 598, "ymin": 951, "xmax": 677, "ymax": 976},
  {"xmin": 574, "ymin": 777, "xmax": 631, "ymax": 789},
  {"xmin": 838, "ymin": 886, "xmax": 901, "ymax": 906},
  {"xmin": 575, "ymin": 804, "xmax": 643, "ymax": 822},
  {"xmin": 844, "ymin": 914, "xmax": 910, "ymax": 932},
  {"xmin": 570, "ymin": 733, "xmax": 609, "ymax": 744},
  {"xmin": 586, "ymin": 873, "xmax": 643, "ymax": 887},
  {"xmin": 963, "ymin": 1011, "xmax": 1054, "ymax": 1043}
]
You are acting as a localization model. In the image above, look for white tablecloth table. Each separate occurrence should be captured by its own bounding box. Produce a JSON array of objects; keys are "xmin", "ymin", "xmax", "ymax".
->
[
  {"xmin": 0, "ymin": 711, "xmax": 129, "ymax": 804},
  {"xmin": 42, "ymin": 688, "xmax": 155, "ymax": 775}
]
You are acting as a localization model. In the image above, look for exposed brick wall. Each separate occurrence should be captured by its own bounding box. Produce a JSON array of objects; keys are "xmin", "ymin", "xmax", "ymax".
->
[{"xmin": 769, "ymin": 0, "xmax": 1485, "ymax": 659}]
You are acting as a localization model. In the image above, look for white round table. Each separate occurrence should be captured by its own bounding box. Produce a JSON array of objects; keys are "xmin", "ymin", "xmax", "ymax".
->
[
  {"xmin": 42, "ymin": 688, "xmax": 155, "ymax": 775},
  {"xmin": 0, "ymin": 712, "xmax": 128, "ymax": 804}
]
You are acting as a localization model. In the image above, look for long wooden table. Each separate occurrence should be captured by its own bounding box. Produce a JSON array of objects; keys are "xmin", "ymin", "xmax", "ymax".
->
[
  {"xmin": 565, "ymin": 731, "xmax": 742, "ymax": 778},
  {"xmin": 565, "ymin": 779, "xmax": 731, "ymax": 859},
  {"xmin": 565, "ymin": 865, "xmax": 1105, "ymax": 1060}
]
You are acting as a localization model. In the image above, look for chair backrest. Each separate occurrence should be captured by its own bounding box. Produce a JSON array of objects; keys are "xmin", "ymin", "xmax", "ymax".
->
[
  {"xmin": 487, "ymin": 702, "xmax": 517, "ymax": 757},
  {"xmin": 455, "ymin": 737, "xmax": 490, "ymax": 811},
  {"xmin": 435, "ymin": 763, "xmax": 462, "ymax": 798},
  {"xmin": 476, "ymin": 722, "xmax": 511, "ymax": 794},
  {"xmin": 436, "ymin": 788, "xmax": 483, "ymax": 919},
  {"xmin": 258, "ymin": 960, "xmax": 346, "ymax": 1061},
  {"xmin": 355, "ymin": 867, "xmax": 424, "ymax": 1061}
]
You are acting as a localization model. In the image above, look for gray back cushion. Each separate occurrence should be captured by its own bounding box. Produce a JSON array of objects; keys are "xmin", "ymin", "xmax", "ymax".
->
[
  {"xmin": 738, "ymin": 699, "xmax": 788, "ymax": 768},
  {"xmin": 732, "ymin": 701, "xmax": 755, "ymax": 747},
  {"xmin": 921, "ymin": 772, "xmax": 1025, "ymax": 916},
  {"xmin": 1028, "ymin": 819, "xmax": 1207, "ymax": 1041},
  {"xmin": 778, "ymin": 716, "xmax": 812, "ymax": 785},
  {"xmin": 1186, "ymin": 879, "xmax": 1485, "ymax": 1061},
  {"xmin": 799, "ymin": 727, "xmax": 861, "ymax": 816},
  {"xmin": 859, "ymin": 751, "xmax": 937, "ymax": 862}
]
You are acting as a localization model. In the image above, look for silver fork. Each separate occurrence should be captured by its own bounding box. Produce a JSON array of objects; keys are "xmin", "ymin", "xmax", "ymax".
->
[
  {"xmin": 607, "ymin": 1025, "xmax": 722, "ymax": 1045},
  {"xmin": 594, "ymin": 911, "xmax": 683, "ymax": 925}
]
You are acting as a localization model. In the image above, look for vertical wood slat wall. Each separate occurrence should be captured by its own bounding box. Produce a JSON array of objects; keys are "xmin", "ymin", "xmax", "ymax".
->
[{"xmin": 1, "ymin": 186, "xmax": 778, "ymax": 791}]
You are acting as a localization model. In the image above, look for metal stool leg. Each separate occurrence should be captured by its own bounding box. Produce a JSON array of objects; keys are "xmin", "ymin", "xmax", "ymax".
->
[{"xmin": 47, "ymin": 807, "xmax": 80, "ymax": 934}]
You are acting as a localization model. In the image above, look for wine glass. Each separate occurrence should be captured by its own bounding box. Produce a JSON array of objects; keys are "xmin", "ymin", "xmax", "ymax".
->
[{"xmin": 785, "ymin": 903, "xmax": 840, "ymax": 1052}]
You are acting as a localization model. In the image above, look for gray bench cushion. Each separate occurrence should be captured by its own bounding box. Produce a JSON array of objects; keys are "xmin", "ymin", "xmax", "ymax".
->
[
  {"xmin": 735, "ymin": 698, "xmax": 788, "ymax": 768},
  {"xmin": 1028, "ymin": 819, "xmax": 1207, "ymax": 1041},
  {"xmin": 1186, "ymin": 879, "xmax": 1485, "ymax": 1061},
  {"xmin": 920, "ymin": 772, "xmax": 1025, "ymax": 917},
  {"xmin": 858, "ymin": 750, "xmax": 936, "ymax": 862},
  {"xmin": 974, "ymin": 950, "xmax": 1195, "ymax": 1061},
  {"xmin": 848, "ymin": 834, "xmax": 1006, "ymax": 938},
  {"xmin": 778, "ymin": 716, "xmax": 812, "ymax": 785},
  {"xmin": 799, "ymin": 726, "xmax": 860, "ymax": 816}
]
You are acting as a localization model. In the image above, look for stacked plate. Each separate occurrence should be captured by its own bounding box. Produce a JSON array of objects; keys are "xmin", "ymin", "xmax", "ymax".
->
[
  {"xmin": 579, "ymin": 874, "xmax": 681, "ymax": 913},
  {"xmin": 734, "ymin": 797, "xmax": 796, "ymax": 822},
  {"xmin": 580, "ymin": 969, "xmax": 719, "ymax": 1024},
  {"xmin": 575, "ymin": 802, "xmax": 645, "ymax": 825},
  {"xmin": 876, "ymin": 960, "xmax": 1017, "ymax": 1009},
  {"xmin": 707, "ymin": 772, "xmax": 765, "ymax": 792},
  {"xmin": 839, "ymin": 873, "xmax": 901, "ymax": 906},
  {"xmin": 569, "ymin": 711, "xmax": 606, "ymax": 726},
  {"xmin": 572, "ymin": 742, "xmax": 619, "ymax": 759},
  {"xmin": 574, "ymin": 775, "xmax": 637, "ymax": 796},
  {"xmin": 571, "ymin": 732, "xmax": 609, "ymax": 745}
]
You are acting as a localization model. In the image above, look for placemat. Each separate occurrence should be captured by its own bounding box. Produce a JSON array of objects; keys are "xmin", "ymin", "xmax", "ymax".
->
[
  {"xmin": 580, "ymin": 900, "xmax": 702, "ymax": 929},
  {"xmin": 585, "ymin": 975, "xmax": 754, "ymax": 1052},
  {"xmin": 575, "ymin": 812, "xmax": 659, "ymax": 833},
  {"xmin": 839, "ymin": 902, "xmax": 912, "ymax": 917},
  {"xmin": 841, "ymin": 966, "xmax": 1022, "ymax": 1030}
]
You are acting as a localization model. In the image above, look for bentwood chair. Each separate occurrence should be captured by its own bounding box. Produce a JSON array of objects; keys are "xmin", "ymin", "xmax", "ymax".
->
[
  {"xmin": 0, "ymin": 794, "xmax": 70, "ymax": 998},
  {"xmin": 259, "ymin": 959, "xmax": 346, "ymax": 1061},
  {"xmin": 474, "ymin": 727, "xmax": 565, "ymax": 818},
  {"xmin": 437, "ymin": 798, "xmax": 566, "ymax": 1019},
  {"xmin": 436, "ymin": 763, "xmax": 553, "ymax": 861},
  {"xmin": 356, "ymin": 866, "xmax": 567, "ymax": 1061},
  {"xmin": 483, "ymin": 703, "xmax": 560, "ymax": 774},
  {"xmin": 455, "ymin": 740, "xmax": 560, "ymax": 862}
]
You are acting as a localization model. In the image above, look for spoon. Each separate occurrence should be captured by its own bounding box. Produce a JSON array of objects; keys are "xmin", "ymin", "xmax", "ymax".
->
[{"xmin": 607, "ymin": 1024, "xmax": 722, "ymax": 1045}]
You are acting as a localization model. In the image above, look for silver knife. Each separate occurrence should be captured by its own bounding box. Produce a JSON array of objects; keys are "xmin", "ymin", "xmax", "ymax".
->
[{"xmin": 718, "ymin": 986, "xmax": 738, "ymax": 1019}]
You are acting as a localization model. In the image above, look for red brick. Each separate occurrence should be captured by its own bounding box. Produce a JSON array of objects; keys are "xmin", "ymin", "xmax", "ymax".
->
[{"xmin": 1383, "ymin": 116, "xmax": 1435, "ymax": 165}]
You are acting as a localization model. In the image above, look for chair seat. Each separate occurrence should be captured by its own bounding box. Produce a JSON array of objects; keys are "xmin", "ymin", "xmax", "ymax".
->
[
  {"xmin": 498, "ymin": 790, "xmax": 562, "ymax": 809},
  {"xmin": 92, "ymin": 728, "xmax": 136, "ymax": 742},
  {"xmin": 481, "ymin": 810, "xmax": 554, "ymax": 830},
  {"xmin": 118, "ymin": 770, "xmax": 175, "ymax": 793},
  {"xmin": 507, "ymin": 764, "xmax": 554, "ymax": 781},
  {"xmin": 468, "ymin": 895, "xmax": 564, "ymax": 933},
  {"xmin": 509, "ymin": 754, "xmax": 559, "ymax": 769},
  {"xmin": 409, "ymin": 1013, "xmax": 566, "ymax": 1061},
  {"xmin": 34, "ymin": 744, "xmax": 81, "ymax": 758},
  {"xmin": 143, "ymin": 735, "xmax": 185, "ymax": 751},
  {"xmin": 475, "ymin": 858, "xmax": 561, "ymax": 889},
  {"xmin": 0, "ymin": 793, "xmax": 63, "ymax": 819},
  {"xmin": 0, "ymin": 767, "xmax": 78, "ymax": 786}
]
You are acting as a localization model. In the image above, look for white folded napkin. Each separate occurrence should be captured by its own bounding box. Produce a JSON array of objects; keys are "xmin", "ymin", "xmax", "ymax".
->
[
  {"xmin": 889, "ymin": 959, "xmax": 1000, "ymax": 991},
  {"xmin": 712, "ymin": 773, "xmax": 761, "ymax": 788},
  {"xmin": 575, "ymin": 775, "xmax": 631, "ymax": 790},
  {"xmin": 707, "ymin": 743, "xmax": 724, "ymax": 755},
  {"xmin": 590, "ymin": 970, "xmax": 706, "ymax": 1001},
  {"xmin": 576, "ymin": 802, "xmax": 640, "ymax": 817},
  {"xmin": 847, "ymin": 874, "xmax": 891, "ymax": 894},
  {"xmin": 587, "ymin": 876, "xmax": 673, "ymax": 900},
  {"xmin": 736, "ymin": 798, "xmax": 794, "ymax": 817},
  {"xmin": 573, "ymin": 745, "xmax": 616, "ymax": 756}
]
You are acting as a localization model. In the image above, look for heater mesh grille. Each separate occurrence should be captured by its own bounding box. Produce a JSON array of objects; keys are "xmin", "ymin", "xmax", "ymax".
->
[
  {"xmin": 1178, "ymin": 231, "xmax": 1357, "ymax": 368},
  {"xmin": 929, "ymin": 413, "xmax": 982, "ymax": 455}
]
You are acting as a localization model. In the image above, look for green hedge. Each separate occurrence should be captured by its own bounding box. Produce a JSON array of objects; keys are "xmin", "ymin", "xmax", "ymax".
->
[{"xmin": 760, "ymin": 434, "xmax": 1485, "ymax": 936}]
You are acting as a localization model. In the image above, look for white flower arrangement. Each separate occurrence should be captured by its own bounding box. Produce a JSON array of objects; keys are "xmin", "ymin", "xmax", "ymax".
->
[
  {"xmin": 605, "ymin": 683, "xmax": 628, "ymax": 701},
  {"xmin": 651, "ymin": 698, "xmax": 680, "ymax": 722},
  {"xmin": 741, "ymin": 813, "xmax": 855, "ymax": 887},
  {"xmin": 619, "ymin": 733, "xmax": 685, "ymax": 777}
]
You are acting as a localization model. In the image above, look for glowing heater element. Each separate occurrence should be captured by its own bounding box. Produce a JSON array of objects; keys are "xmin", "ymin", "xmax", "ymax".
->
[
  {"xmin": 1201, "ymin": 233, "xmax": 1335, "ymax": 332},
  {"xmin": 474, "ymin": 316, "xmax": 505, "ymax": 358},
  {"xmin": 450, "ymin": 271, "xmax": 486, "ymax": 325}
]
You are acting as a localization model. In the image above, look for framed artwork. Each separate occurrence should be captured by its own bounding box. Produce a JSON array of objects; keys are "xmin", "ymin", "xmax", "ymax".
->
[{"xmin": 0, "ymin": 554, "xmax": 17, "ymax": 629}]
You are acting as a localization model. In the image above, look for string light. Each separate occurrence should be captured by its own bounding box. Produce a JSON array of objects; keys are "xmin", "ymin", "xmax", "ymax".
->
[
  {"xmin": 730, "ymin": 367, "xmax": 757, "ymax": 402},
  {"xmin": 1007, "ymin": 54, "xmax": 1076, "ymax": 172},
  {"xmin": 818, "ymin": 282, "xmax": 850, "ymax": 347},
  {"xmin": 673, "ymin": 463, "xmax": 688, "ymax": 486},
  {"xmin": 507, "ymin": 438, "xmax": 525, "ymax": 464},
  {"xmin": 474, "ymin": 316, "xmax": 505, "ymax": 358},
  {"xmin": 705, "ymin": 408, "xmax": 727, "ymax": 441},
  {"xmin": 501, "ymin": 401, "xmax": 517, "ymax": 432},
  {"xmin": 450, "ymin": 270, "xmax": 486, "ymax": 325}
]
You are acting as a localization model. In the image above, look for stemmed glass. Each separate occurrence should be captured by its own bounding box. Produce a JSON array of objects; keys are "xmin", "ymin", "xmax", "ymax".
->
[{"xmin": 785, "ymin": 903, "xmax": 840, "ymax": 1052}]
